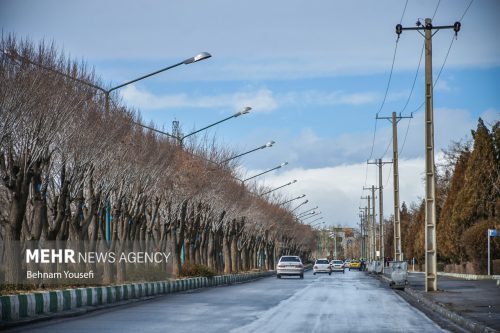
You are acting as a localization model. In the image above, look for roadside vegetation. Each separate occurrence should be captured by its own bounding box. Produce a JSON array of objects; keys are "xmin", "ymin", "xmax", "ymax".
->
[
  {"xmin": 384, "ymin": 118, "xmax": 500, "ymax": 273},
  {"xmin": 0, "ymin": 36, "xmax": 315, "ymax": 293}
]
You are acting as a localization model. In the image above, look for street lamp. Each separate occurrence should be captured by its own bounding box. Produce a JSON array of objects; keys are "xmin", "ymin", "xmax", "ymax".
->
[
  {"xmin": 298, "ymin": 210, "xmax": 316, "ymax": 219},
  {"xmin": 260, "ymin": 179, "xmax": 297, "ymax": 196},
  {"xmin": 132, "ymin": 107, "xmax": 251, "ymax": 147},
  {"xmin": 278, "ymin": 194, "xmax": 305, "ymax": 206},
  {"xmin": 177, "ymin": 107, "xmax": 251, "ymax": 145},
  {"xmin": 310, "ymin": 220, "xmax": 325, "ymax": 228},
  {"xmin": 243, "ymin": 162, "xmax": 288, "ymax": 183},
  {"xmin": 297, "ymin": 206, "xmax": 318, "ymax": 218},
  {"xmin": 221, "ymin": 140, "xmax": 275, "ymax": 164},
  {"xmin": 302, "ymin": 212, "xmax": 323, "ymax": 221},
  {"xmin": 307, "ymin": 216, "xmax": 324, "ymax": 225},
  {"xmin": 291, "ymin": 199, "xmax": 309, "ymax": 212},
  {"xmin": 2, "ymin": 48, "xmax": 211, "ymax": 115}
]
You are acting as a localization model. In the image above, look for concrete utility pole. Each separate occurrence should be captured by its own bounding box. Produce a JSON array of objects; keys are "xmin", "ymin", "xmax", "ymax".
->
[
  {"xmin": 364, "ymin": 186, "xmax": 378, "ymax": 261},
  {"xmin": 377, "ymin": 112, "xmax": 413, "ymax": 262},
  {"xmin": 396, "ymin": 18, "xmax": 461, "ymax": 292},
  {"xmin": 371, "ymin": 186, "xmax": 376, "ymax": 261},
  {"xmin": 361, "ymin": 196, "xmax": 371, "ymax": 261},
  {"xmin": 363, "ymin": 206, "xmax": 368, "ymax": 259},
  {"xmin": 368, "ymin": 159, "xmax": 392, "ymax": 266},
  {"xmin": 359, "ymin": 207, "xmax": 368, "ymax": 259}
]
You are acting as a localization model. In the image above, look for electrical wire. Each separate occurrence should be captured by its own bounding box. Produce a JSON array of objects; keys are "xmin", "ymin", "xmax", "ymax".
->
[
  {"xmin": 399, "ymin": 0, "xmax": 409, "ymax": 24},
  {"xmin": 360, "ymin": 0, "xmax": 407, "ymax": 206},
  {"xmin": 460, "ymin": 0, "xmax": 474, "ymax": 22},
  {"xmin": 432, "ymin": 0, "xmax": 441, "ymax": 20}
]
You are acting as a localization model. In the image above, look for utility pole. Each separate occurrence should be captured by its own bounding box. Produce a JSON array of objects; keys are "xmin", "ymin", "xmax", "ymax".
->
[
  {"xmin": 377, "ymin": 112, "xmax": 413, "ymax": 262},
  {"xmin": 371, "ymin": 186, "xmax": 376, "ymax": 261},
  {"xmin": 359, "ymin": 207, "xmax": 368, "ymax": 260},
  {"xmin": 363, "ymin": 186, "xmax": 378, "ymax": 261},
  {"xmin": 361, "ymin": 196, "xmax": 371, "ymax": 261},
  {"xmin": 363, "ymin": 206, "xmax": 368, "ymax": 259},
  {"xmin": 368, "ymin": 159, "xmax": 392, "ymax": 268},
  {"xmin": 396, "ymin": 18, "xmax": 461, "ymax": 292}
]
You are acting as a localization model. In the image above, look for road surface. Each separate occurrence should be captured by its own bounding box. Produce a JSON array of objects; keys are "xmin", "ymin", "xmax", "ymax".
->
[{"xmin": 7, "ymin": 270, "xmax": 445, "ymax": 333}]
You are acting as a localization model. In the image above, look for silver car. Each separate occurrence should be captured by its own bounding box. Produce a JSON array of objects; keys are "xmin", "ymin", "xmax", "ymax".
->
[
  {"xmin": 330, "ymin": 259, "xmax": 345, "ymax": 273},
  {"xmin": 313, "ymin": 258, "xmax": 332, "ymax": 275},
  {"xmin": 277, "ymin": 255, "xmax": 304, "ymax": 279}
]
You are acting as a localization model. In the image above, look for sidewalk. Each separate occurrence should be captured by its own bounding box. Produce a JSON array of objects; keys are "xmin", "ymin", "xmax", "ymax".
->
[{"xmin": 381, "ymin": 269, "xmax": 500, "ymax": 332}]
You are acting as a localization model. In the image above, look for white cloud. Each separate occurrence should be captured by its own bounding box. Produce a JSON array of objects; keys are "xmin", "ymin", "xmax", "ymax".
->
[
  {"xmin": 251, "ymin": 157, "xmax": 428, "ymax": 229},
  {"xmin": 122, "ymin": 85, "xmax": 278, "ymax": 112},
  {"xmin": 121, "ymin": 86, "xmax": 378, "ymax": 112},
  {"xmin": 434, "ymin": 79, "xmax": 453, "ymax": 92},
  {"xmin": 480, "ymin": 108, "xmax": 500, "ymax": 126}
]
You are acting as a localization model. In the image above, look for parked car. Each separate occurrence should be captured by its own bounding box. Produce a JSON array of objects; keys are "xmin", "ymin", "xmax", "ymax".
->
[
  {"xmin": 349, "ymin": 259, "xmax": 361, "ymax": 271},
  {"xmin": 277, "ymin": 256, "xmax": 304, "ymax": 279},
  {"xmin": 343, "ymin": 259, "xmax": 351, "ymax": 268},
  {"xmin": 330, "ymin": 259, "xmax": 345, "ymax": 273},
  {"xmin": 313, "ymin": 258, "xmax": 332, "ymax": 275}
]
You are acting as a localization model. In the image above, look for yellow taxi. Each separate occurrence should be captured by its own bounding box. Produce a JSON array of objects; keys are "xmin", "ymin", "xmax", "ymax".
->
[{"xmin": 349, "ymin": 259, "xmax": 361, "ymax": 271}]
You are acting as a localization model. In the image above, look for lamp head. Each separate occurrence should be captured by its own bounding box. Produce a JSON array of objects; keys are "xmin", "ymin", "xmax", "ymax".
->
[
  {"xmin": 265, "ymin": 140, "xmax": 275, "ymax": 147},
  {"xmin": 235, "ymin": 106, "xmax": 252, "ymax": 117},
  {"xmin": 183, "ymin": 52, "xmax": 212, "ymax": 64}
]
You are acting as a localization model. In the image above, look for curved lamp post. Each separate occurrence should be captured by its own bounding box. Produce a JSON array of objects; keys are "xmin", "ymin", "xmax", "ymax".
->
[
  {"xmin": 221, "ymin": 140, "xmax": 275, "ymax": 164},
  {"xmin": 297, "ymin": 206, "xmax": 318, "ymax": 218},
  {"xmin": 291, "ymin": 199, "xmax": 309, "ymax": 212},
  {"xmin": 307, "ymin": 216, "xmax": 324, "ymax": 225},
  {"xmin": 302, "ymin": 211, "xmax": 322, "ymax": 222},
  {"xmin": 177, "ymin": 107, "xmax": 251, "ymax": 145},
  {"xmin": 260, "ymin": 179, "xmax": 297, "ymax": 196},
  {"xmin": 243, "ymin": 162, "xmax": 288, "ymax": 183},
  {"xmin": 297, "ymin": 210, "xmax": 316, "ymax": 219},
  {"xmin": 130, "ymin": 107, "xmax": 250, "ymax": 146},
  {"xmin": 278, "ymin": 194, "xmax": 305, "ymax": 206},
  {"xmin": 2, "ymin": 48, "xmax": 211, "ymax": 114}
]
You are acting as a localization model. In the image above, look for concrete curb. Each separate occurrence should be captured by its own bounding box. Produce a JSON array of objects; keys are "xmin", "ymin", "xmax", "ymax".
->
[
  {"xmin": 409, "ymin": 271, "xmax": 500, "ymax": 281},
  {"xmin": 0, "ymin": 270, "xmax": 275, "ymax": 327},
  {"xmin": 379, "ymin": 274, "xmax": 498, "ymax": 333}
]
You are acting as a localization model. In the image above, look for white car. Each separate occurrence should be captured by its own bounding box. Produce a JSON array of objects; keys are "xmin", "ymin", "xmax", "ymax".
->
[
  {"xmin": 313, "ymin": 259, "xmax": 332, "ymax": 275},
  {"xmin": 277, "ymin": 256, "xmax": 304, "ymax": 279},
  {"xmin": 330, "ymin": 259, "xmax": 345, "ymax": 273}
]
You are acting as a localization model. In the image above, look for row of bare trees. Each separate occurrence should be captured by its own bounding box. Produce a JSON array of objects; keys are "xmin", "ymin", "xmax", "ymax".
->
[{"xmin": 0, "ymin": 37, "xmax": 315, "ymax": 285}]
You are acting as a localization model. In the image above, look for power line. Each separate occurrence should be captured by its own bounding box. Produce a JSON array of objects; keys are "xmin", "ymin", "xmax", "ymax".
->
[
  {"xmin": 432, "ymin": 0, "xmax": 441, "ymax": 20},
  {"xmin": 460, "ymin": 0, "xmax": 474, "ymax": 22},
  {"xmin": 399, "ymin": 0, "xmax": 470, "ymax": 156},
  {"xmin": 360, "ymin": 0, "xmax": 407, "ymax": 206},
  {"xmin": 400, "ymin": 41, "xmax": 424, "ymax": 114},
  {"xmin": 381, "ymin": 133, "xmax": 392, "ymax": 159},
  {"xmin": 399, "ymin": 0, "xmax": 409, "ymax": 24},
  {"xmin": 399, "ymin": 116, "xmax": 413, "ymax": 156}
]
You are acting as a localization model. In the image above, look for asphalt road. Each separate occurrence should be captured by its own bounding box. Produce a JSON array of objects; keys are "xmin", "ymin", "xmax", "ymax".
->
[{"xmin": 7, "ymin": 270, "xmax": 446, "ymax": 333}]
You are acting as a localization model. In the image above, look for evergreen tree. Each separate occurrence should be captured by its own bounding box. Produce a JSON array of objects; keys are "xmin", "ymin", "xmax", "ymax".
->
[
  {"xmin": 450, "ymin": 118, "xmax": 498, "ymax": 261},
  {"xmin": 438, "ymin": 148, "xmax": 470, "ymax": 263}
]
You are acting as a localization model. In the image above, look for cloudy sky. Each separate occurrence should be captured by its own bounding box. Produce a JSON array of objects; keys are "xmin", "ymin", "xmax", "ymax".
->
[{"xmin": 2, "ymin": 0, "xmax": 499, "ymax": 228}]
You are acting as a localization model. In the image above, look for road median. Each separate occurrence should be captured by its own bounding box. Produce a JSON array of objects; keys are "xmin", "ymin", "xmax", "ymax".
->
[{"xmin": 0, "ymin": 270, "xmax": 275, "ymax": 327}]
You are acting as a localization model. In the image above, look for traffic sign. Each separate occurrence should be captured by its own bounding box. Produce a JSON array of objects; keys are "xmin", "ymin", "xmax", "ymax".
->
[{"xmin": 488, "ymin": 229, "xmax": 498, "ymax": 237}]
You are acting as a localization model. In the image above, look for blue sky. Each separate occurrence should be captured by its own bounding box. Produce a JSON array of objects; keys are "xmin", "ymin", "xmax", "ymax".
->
[{"xmin": 2, "ymin": 0, "xmax": 499, "ymax": 228}]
